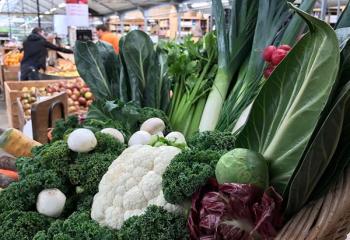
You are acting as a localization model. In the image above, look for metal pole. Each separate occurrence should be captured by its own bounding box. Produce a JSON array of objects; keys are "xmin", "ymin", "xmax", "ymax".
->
[
  {"xmin": 6, "ymin": 0, "xmax": 12, "ymax": 38},
  {"xmin": 320, "ymin": 0, "xmax": 328, "ymax": 21},
  {"xmin": 36, "ymin": 0, "xmax": 41, "ymax": 27},
  {"xmin": 337, "ymin": 0, "xmax": 341, "ymax": 17},
  {"xmin": 176, "ymin": 5, "xmax": 181, "ymax": 40}
]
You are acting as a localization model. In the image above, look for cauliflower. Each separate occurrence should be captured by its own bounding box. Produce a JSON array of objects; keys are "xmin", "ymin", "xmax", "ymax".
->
[{"xmin": 91, "ymin": 145, "xmax": 182, "ymax": 229}]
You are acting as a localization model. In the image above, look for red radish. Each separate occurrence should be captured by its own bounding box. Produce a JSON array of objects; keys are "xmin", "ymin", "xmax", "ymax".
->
[
  {"xmin": 278, "ymin": 44, "xmax": 292, "ymax": 51},
  {"xmin": 271, "ymin": 49, "xmax": 287, "ymax": 66},
  {"xmin": 264, "ymin": 65, "xmax": 275, "ymax": 78},
  {"xmin": 262, "ymin": 45, "xmax": 277, "ymax": 62}
]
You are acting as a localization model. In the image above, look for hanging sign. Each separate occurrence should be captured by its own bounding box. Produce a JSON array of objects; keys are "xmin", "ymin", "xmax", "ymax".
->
[{"xmin": 65, "ymin": 0, "xmax": 89, "ymax": 27}]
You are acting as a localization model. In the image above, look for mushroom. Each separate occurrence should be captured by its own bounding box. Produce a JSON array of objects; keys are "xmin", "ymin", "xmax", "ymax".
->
[
  {"xmin": 36, "ymin": 188, "xmax": 66, "ymax": 218},
  {"xmin": 128, "ymin": 131, "xmax": 152, "ymax": 146},
  {"xmin": 140, "ymin": 118, "xmax": 165, "ymax": 135},
  {"xmin": 101, "ymin": 128, "xmax": 125, "ymax": 143}
]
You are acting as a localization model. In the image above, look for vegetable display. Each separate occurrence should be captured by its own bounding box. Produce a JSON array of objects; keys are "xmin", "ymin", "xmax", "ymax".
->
[{"xmin": 2, "ymin": 0, "xmax": 350, "ymax": 239}]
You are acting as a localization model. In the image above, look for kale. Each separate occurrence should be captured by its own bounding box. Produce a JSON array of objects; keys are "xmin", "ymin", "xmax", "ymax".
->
[
  {"xmin": 51, "ymin": 115, "xmax": 81, "ymax": 142},
  {"xmin": 162, "ymin": 150, "xmax": 223, "ymax": 204},
  {"xmin": 0, "ymin": 211, "xmax": 52, "ymax": 240},
  {"xmin": 68, "ymin": 152, "xmax": 118, "ymax": 195},
  {"xmin": 188, "ymin": 131, "xmax": 236, "ymax": 151},
  {"xmin": 93, "ymin": 132, "xmax": 126, "ymax": 156},
  {"xmin": 118, "ymin": 205, "xmax": 189, "ymax": 240},
  {"xmin": 33, "ymin": 211, "xmax": 117, "ymax": 240},
  {"xmin": 0, "ymin": 170, "xmax": 68, "ymax": 212}
]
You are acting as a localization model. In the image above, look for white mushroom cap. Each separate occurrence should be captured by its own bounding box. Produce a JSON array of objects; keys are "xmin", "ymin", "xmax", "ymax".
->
[
  {"xmin": 36, "ymin": 188, "xmax": 66, "ymax": 218},
  {"xmin": 165, "ymin": 132, "xmax": 186, "ymax": 144},
  {"xmin": 140, "ymin": 118, "xmax": 165, "ymax": 135},
  {"xmin": 128, "ymin": 131, "xmax": 152, "ymax": 146},
  {"xmin": 101, "ymin": 128, "xmax": 125, "ymax": 143}
]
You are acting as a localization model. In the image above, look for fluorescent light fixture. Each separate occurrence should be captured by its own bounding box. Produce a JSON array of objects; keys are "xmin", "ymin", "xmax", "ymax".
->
[
  {"xmin": 191, "ymin": 2, "xmax": 211, "ymax": 9},
  {"xmin": 45, "ymin": 10, "xmax": 50, "ymax": 14},
  {"xmin": 58, "ymin": 3, "xmax": 66, "ymax": 8},
  {"xmin": 50, "ymin": 7, "xmax": 57, "ymax": 12}
]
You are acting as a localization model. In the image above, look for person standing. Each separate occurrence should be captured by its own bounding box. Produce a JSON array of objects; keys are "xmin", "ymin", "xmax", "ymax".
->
[
  {"xmin": 20, "ymin": 27, "xmax": 73, "ymax": 80},
  {"xmin": 95, "ymin": 24, "xmax": 119, "ymax": 53}
]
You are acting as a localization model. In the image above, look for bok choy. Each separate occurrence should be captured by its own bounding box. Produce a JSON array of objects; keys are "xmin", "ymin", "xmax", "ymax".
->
[{"xmin": 236, "ymin": 4, "xmax": 340, "ymax": 194}]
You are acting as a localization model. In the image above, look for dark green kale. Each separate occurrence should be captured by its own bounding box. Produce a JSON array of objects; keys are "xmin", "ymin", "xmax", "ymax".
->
[
  {"xmin": 51, "ymin": 115, "xmax": 81, "ymax": 142},
  {"xmin": 94, "ymin": 132, "xmax": 126, "ymax": 156},
  {"xmin": 0, "ymin": 211, "xmax": 52, "ymax": 240},
  {"xmin": 0, "ymin": 170, "xmax": 68, "ymax": 211},
  {"xmin": 188, "ymin": 131, "xmax": 236, "ymax": 151},
  {"xmin": 162, "ymin": 150, "xmax": 223, "ymax": 204},
  {"xmin": 118, "ymin": 205, "xmax": 189, "ymax": 240},
  {"xmin": 33, "ymin": 211, "xmax": 117, "ymax": 240},
  {"xmin": 68, "ymin": 152, "xmax": 118, "ymax": 195}
]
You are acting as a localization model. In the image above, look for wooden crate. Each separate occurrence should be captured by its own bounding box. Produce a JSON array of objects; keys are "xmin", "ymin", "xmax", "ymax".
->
[
  {"xmin": 5, "ymin": 80, "xmax": 69, "ymax": 129},
  {"xmin": 2, "ymin": 65, "xmax": 20, "ymax": 82}
]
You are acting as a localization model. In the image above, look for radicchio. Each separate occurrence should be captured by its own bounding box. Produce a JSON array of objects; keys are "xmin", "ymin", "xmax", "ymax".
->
[{"xmin": 188, "ymin": 179, "xmax": 283, "ymax": 240}]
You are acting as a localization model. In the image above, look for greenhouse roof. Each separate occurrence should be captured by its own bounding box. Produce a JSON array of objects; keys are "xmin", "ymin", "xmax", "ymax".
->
[{"xmin": 0, "ymin": 0, "xmax": 348, "ymax": 16}]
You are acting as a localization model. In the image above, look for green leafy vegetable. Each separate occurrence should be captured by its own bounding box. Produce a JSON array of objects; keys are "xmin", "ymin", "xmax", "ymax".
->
[
  {"xmin": 335, "ymin": 1, "xmax": 350, "ymax": 29},
  {"xmin": 75, "ymin": 41, "xmax": 118, "ymax": 101},
  {"xmin": 236, "ymin": 5, "xmax": 340, "ymax": 194},
  {"xmin": 0, "ymin": 211, "xmax": 52, "ymax": 240},
  {"xmin": 284, "ymin": 82, "xmax": 350, "ymax": 217},
  {"xmin": 167, "ymin": 33, "xmax": 218, "ymax": 137},
  {"xmin": 162, "ymin": 150, "xmax": 222, "ymax": 204},
  {"xmin": 33, "ymin": 211, "xmax": 117, "ymax": 240},
  {"xmin": 188, "ymin": 131, "xmax": 236, "ymax": 151},
  {"xmin": 118, "ymin": 205, "xmax": 189, "ymax": 240}
]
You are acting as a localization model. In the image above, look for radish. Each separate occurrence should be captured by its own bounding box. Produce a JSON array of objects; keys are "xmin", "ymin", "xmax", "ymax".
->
[
  {"xmin": 278, "ymin": 44, "xmax": 292, "ymax": 51},
  {"xmin": 271, "ymin": 49, "xmax": 287, "ymax": 66},
  {"xmin": 262, "ymin": 45, "xmax": 277, "ymax": 62},
  {"xmin": 264, "ymin": 65, "xmax": 275, "ymax": 78}
]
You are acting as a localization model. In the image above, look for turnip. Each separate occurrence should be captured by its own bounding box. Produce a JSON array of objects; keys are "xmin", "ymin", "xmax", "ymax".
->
[
  {"xmin": 140, "ymin": 118, "xmax": 165, "ymax": 135},
  {"xmin": 67, "ymin": 128, "xmax": 97, "ymax": 153},
  {"xmin": 128, "ymin": 131, "xmax": 152, "ymax": 146},
  {"xmin": 101, "ymin": 128, "xmax": 125, "ymax": 143},
  {"xmin": 262, "ymin": 45, "xmax": 277, "ymax": 62},
  {"xmin": 271, "ymin": 49, "xmax": 287, "ymax": 66},
  {"xmin": 36, "ymin": 188, "xmax": 66, "ymax": 218}
]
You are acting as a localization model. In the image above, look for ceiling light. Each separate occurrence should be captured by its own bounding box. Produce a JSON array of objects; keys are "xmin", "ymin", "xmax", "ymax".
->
[
  {"xmin": 58, "ymin": 3, "xmax": 66, "ymax": 8},
  {"xmin": 45, "ymin": 10, "xmax": 50, "ymax": 14},
  {"xmin": 50, "ymin": 7, "xmax": 57, "ymax": 12}
]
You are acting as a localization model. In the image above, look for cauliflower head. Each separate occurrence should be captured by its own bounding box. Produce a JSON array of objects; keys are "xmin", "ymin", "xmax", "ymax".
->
[{"xmin": 91, "ymin": 145, "xmax": 182, "ymax": 229}]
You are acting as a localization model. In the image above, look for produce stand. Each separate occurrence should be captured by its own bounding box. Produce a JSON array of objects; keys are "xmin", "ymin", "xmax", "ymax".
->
[{"xmin": 4, "ymin": 79, "xmax": 85, "ymax": 129}]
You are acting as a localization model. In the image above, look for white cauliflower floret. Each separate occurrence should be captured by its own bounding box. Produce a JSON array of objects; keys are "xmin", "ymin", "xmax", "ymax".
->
[{"xmin": 91, "ymin": 145, "xmax": 182, "ymax": 229}]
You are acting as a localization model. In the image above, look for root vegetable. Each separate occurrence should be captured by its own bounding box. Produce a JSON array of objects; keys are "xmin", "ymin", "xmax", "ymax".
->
[{"xmin": 262, "ymin": 46, "xmax": 277, "ymax": 62}]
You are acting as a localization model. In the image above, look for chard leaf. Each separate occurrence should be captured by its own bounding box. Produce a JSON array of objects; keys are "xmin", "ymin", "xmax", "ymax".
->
[
  {"xmin": 280, "ymin": 0, "xmax": 317, "ymax": 45},
  {"xmin": 235, "ymin": 5, "xmax": 340, "ymax": 194},
  {"xmin": 335, "ymin": 1, "xmax": 350, "ymax": 29},
  {"xmin": 75, "ymin": 41, "xmax": 114, "ymax": 100},
  {"xmin": 283, "ymin": 81, "xmax": 350, "ymax": 217},
  {"xmin": 122, "ymin": 30, "xmax": 155, "ymax": 107}
]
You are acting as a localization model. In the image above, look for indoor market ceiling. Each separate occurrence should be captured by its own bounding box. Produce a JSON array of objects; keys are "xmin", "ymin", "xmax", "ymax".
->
[{"xmin": 0, "ymin": 0, "xmax": 348, "ymax": 16}]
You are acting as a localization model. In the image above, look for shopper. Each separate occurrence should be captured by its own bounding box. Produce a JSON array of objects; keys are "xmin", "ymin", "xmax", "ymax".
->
[
  {"xmin": 20, "ymin": 27, "xmax": 73, "ymax": 81},
  {"xmin": 96, "ymin": 24, "xmax": 119, "ymax": 53}
]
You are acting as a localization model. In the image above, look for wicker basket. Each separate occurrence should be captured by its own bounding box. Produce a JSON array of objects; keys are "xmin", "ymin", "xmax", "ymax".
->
[{"xmin": 276, "ymin": 167, "xmax": 350, "ymax": 240}]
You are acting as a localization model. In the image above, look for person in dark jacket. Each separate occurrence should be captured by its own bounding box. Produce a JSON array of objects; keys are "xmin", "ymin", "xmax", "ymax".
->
[{"xmin": 20, "ymin": 27, "xmax": 73, "ymax": 80}]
